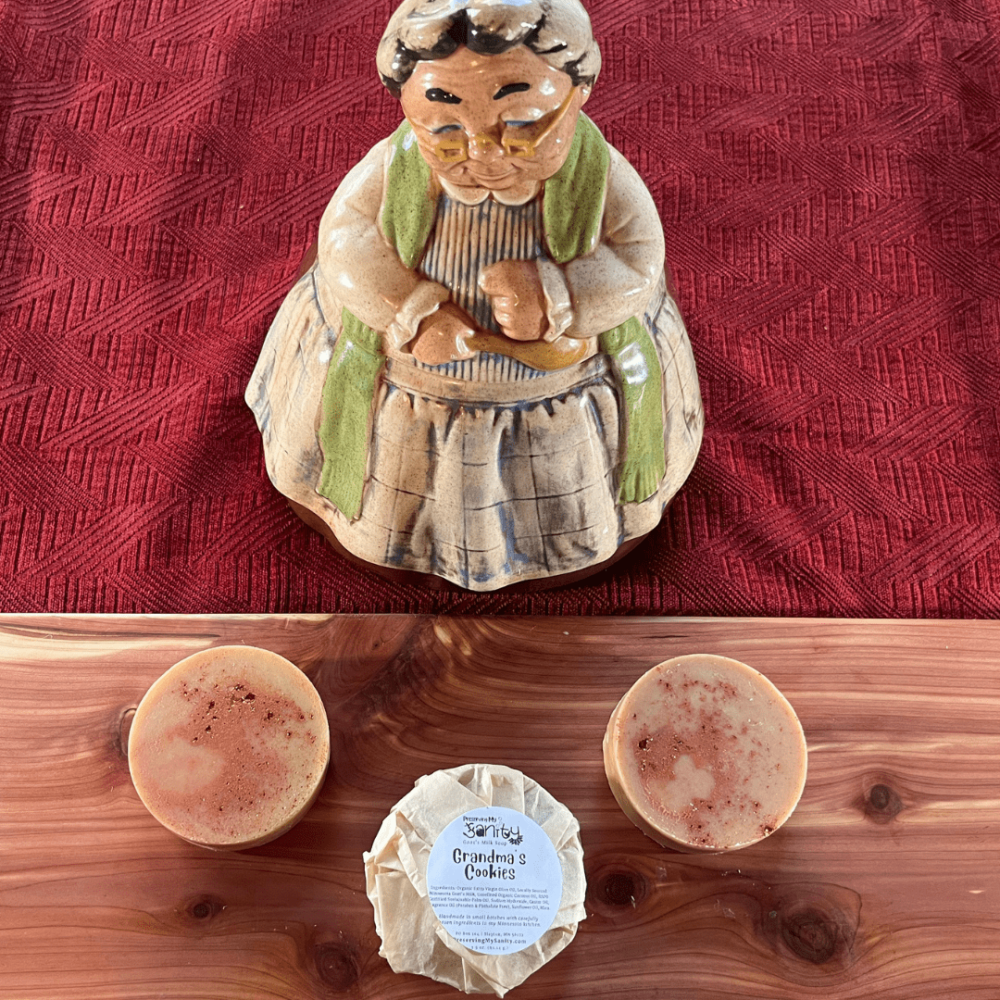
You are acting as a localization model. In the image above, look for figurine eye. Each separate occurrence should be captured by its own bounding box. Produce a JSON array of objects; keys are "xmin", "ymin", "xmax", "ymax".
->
[
  {"xmin": 503, "ymin": 120, "xmax": 535, "ymax": 130},
  {"xmin": 431, "ymin": 124, "xmax": 462, "ymax": 134}
]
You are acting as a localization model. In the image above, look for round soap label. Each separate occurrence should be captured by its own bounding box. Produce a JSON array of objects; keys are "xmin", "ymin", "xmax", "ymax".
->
[{"xmin": 427, "ymin": 805, "xmax": 563, "ymax": 955}]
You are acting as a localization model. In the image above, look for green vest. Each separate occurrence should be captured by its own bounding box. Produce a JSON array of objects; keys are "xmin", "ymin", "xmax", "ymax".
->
[{"xmin": 318, "ymin": 116, "xmax": 665, "ymax": 520}]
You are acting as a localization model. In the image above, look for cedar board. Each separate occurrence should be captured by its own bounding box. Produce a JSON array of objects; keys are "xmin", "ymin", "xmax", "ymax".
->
[{"xmin": 0, "ymin": 615, "xmax": 997, "ymax": 998}]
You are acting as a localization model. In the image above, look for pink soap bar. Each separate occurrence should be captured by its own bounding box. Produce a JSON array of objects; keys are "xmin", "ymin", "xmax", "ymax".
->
[
  {"xmin": 128, "ymin": 646, "xmax": 330, "ymax": 850},
  {"xmin": 604, "ymin": 654, "xmax": 807, "ymax": 852}
]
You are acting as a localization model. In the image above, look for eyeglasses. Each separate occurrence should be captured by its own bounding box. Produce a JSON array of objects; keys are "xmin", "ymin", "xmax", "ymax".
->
[{"xmin": 429, "ymin": 88, "xmax": 578, "ymax": 163}]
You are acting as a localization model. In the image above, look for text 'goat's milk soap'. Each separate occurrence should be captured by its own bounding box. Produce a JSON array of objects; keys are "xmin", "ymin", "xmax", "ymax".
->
[
  {"xmin": 128, "ymin": 645, "xmax": 330, "ymax": 850},
  {"xmin": 364, "ymin": 764, "xmax": 586, "ymax": 997},
  {"xmin": 604, "ymin": 654, "xmax": 807, "ymax": 852}
]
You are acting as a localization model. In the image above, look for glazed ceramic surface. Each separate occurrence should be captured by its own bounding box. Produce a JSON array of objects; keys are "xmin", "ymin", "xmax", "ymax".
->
[{"xmin": 247, "ymin": 0, "xmax": 703, "ymax": 590}]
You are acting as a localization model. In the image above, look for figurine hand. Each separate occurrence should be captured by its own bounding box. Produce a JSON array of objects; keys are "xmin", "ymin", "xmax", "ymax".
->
[
  {"xmin": 410, "ymin": 302, "xmax": 477, "ymax": 365},
  {"xmin": 479, "ymin": 260, "xmax": 547, "ymax": 342}
]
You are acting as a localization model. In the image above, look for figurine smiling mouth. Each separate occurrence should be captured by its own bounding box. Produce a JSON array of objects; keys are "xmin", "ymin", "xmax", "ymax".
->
[{"xmin": 460, "ymin": 165, "xmax": 519, "ymax": 186}]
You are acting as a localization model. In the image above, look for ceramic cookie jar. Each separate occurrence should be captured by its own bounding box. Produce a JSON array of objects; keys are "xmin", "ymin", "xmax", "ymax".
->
[{"xmin": 247, "ymin": 0, "xmax": 703, "ymax": 591}]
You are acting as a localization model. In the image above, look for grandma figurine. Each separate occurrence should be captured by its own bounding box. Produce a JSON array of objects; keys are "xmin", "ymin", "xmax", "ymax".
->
[{"xmin": 247, "ymin": 0, "xmax": 703, "ymax": 591}]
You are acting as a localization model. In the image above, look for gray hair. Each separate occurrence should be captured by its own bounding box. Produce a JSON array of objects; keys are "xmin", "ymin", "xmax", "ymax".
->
[{"xmin": 376, "ymin": 0, "xmax": 601, "ymax": 97}]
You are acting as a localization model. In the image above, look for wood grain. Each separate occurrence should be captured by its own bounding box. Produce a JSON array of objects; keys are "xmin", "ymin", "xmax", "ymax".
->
[{"xmin": 0, "ymin": 615, "xmax": 997, "ymax": 999}]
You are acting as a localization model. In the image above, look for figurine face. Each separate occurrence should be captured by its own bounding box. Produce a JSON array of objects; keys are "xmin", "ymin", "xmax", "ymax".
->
[{"xmin": 400, "ymin": 45, "xmax": 589, "ymax": 200}]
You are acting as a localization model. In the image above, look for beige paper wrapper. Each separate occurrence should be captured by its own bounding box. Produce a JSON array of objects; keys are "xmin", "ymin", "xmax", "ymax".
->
[{"xmin": 363, "ymin": 763, "xmax": 587, "ymax": 996}]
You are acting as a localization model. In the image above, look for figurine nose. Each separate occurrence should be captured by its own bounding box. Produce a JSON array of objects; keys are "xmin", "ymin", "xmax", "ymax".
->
[{"xmin": 467, "ymin": 127, "xmax": 504, "ymax": 162}]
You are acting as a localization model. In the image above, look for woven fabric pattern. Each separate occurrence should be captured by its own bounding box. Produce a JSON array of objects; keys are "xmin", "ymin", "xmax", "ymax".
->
[{"xmin": 2, "ymin": 0, "xmax": 998, "ymax": 615}]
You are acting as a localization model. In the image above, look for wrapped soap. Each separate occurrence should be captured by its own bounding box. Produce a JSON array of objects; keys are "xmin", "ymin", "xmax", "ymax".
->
[{"xmin": 364, "ymin": 764, "xmax": 586, "ymax": 996}]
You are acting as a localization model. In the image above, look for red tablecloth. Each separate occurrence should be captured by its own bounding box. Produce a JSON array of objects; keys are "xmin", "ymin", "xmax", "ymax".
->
[{"xmin": 2, "ymin": 0, "xmax": 998, "ymax": 615}]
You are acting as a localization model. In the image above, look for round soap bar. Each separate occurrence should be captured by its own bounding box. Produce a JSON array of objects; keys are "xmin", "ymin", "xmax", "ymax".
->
[
  {"xmin": 604, "ymin": 654, "xmax": 807, "ymax": 852},
  {"xmin": 128, "ymin": 645, "xmax": 330, "ymax": 850}
]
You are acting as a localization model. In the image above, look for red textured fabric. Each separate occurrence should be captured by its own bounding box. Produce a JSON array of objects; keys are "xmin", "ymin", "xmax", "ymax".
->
[{"xmin": 2, "ymin": 0, "xmax": 999, "ymax": 615}]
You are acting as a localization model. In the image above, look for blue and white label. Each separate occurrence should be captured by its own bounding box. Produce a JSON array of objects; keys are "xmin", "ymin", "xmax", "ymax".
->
[{"xmin": 427, "ymin": 805, "xmax": 562, "ymax": 955}]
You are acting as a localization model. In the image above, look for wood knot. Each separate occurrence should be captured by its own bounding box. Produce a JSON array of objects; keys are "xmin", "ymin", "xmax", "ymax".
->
[
  {"xmin": 314, "ymin": 942, "xmax": 359, "ymax": 990},
  {"xmin": 780, "ymin": 908, "xmax": 838, "ymax": 964},
  {"xmin": 861, "ymin": 778, "xmax": 904, "ymax": 824},
  {"xmin": 600, "ymin": 871, "xmax": 641, "ymax": 908},
  {"xmin": 184, "ymin": 895, "xmax": 223, "ymax": 923},
  {"xmin": 764, "ymin": 887, "xmax": 861, "ymax": 969},
  {"xmin": 583, "ymin": 858, "xmax": 655, "ymax": 922}
]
